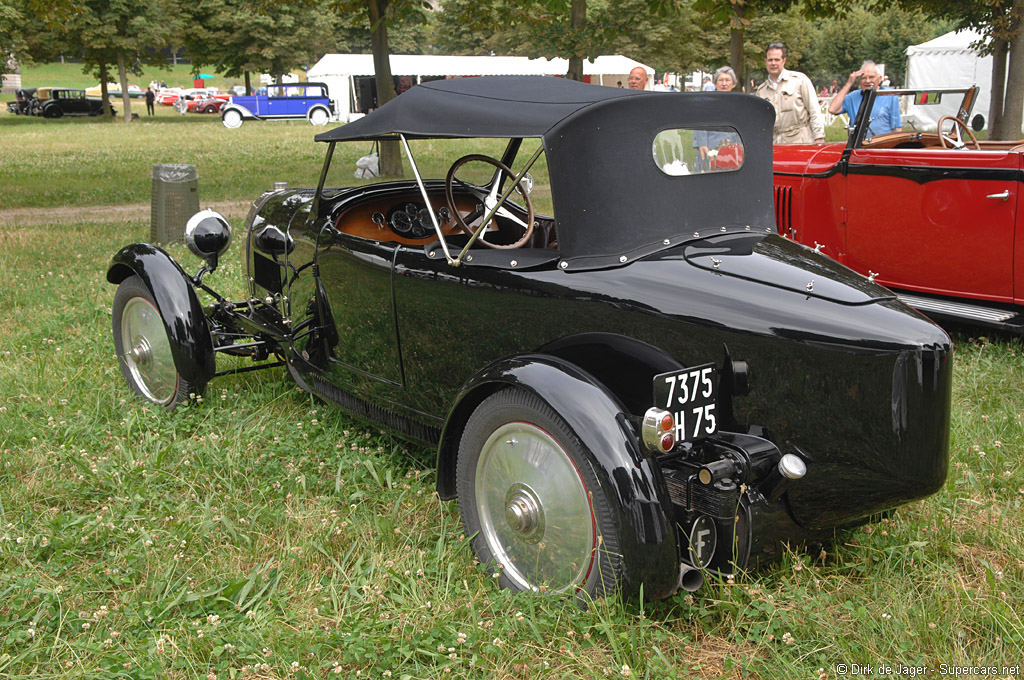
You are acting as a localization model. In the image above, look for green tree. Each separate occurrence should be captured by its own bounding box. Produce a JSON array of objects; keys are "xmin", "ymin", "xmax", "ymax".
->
[
  {"xmin": 432, "ymin": 0, "xmax": 688, "ymax": 79},
  {"xmin": 897, "ymin": 0, "xmax": 1023, "ymax": 139},
  {"xmin": 327, "ymin": 0, "xmax": 431, "ymax": 177},
  {"xmin": 1, "ymin": 0, "xmax": 27, "ymax": 77},
  {"xmin": 800, "ymin": 5, "xmax": 951, "ymax": 88},
  {"xmin": 23, "ymin": 0, "xmax": 178, "ymax": 121},
  {"xmin": 689, "ymin": 0, "xmax": 867, "ymax": 91},
  {"xmin": 182, "ymin": 0, "xmax": 340, "ymax": 96}
]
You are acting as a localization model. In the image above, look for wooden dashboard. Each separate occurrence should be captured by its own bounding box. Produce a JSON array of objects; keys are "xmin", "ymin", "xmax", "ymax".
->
[{"xmin": 334, "ymin": 192, "xmax": 477, "ymax": 246}]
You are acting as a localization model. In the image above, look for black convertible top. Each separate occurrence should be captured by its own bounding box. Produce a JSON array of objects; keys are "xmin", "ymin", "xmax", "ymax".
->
[
  {"xmin": 315, "ymin": 76, "xmax": 637, "ymax": 142},
  {"xmin": 316, "ymin": 76, "xmax": 778, "ymax": 270}
]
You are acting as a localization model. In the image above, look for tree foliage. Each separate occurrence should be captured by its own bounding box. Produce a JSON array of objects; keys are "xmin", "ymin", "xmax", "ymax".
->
[
  {"xmin": 800, "ymin": 5, "xmax": 952, "ymax": 87},
  {"xmin": 181, "ymin": 0, "xmax": 341, "ymax": 93},
  {"xmin": 431, "ymin": 0, "xmax": 687, "ymax": 78},
  {"xmin": 326, "ymin": 0, "xmax": 432, "ymax": 176},
  {"xmin": 1, "ymin": 0, "xmax": 27, "ymax": 76},
  {"xmin": 893, "ymin": 0, "xmax": 1023, "ymax": 140},
  {"xmin": 20, "ymin": 0, "xmax": 180, "ymax": 121}
]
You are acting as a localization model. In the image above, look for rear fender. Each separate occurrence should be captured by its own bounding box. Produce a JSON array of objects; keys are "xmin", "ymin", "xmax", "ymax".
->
[
  {"xmin": 438, "ymin": 354, "xmax": 680, "ymax": 598},
  {"xmin": 107, "ymin": 243, "xmax": 215, "ymax": 390},
  {"xmin": 307, "ymin": 105, "xmax": 331, "ymax": 122}
]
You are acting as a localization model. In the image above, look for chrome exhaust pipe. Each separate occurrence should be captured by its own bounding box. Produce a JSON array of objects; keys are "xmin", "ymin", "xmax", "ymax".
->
[{"xmin": 677, "ymin": 564, "xmax": 704, "ymax": 592}]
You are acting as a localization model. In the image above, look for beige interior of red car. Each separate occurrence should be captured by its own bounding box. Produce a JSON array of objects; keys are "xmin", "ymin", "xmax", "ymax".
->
[{"xmin": 861, "ymin": 129, "xmax": 1024, "ymax": 151}]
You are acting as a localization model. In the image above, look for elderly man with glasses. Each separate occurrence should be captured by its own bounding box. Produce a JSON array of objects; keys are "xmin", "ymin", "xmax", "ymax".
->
[
  {"xmin": 828, "ymin": 60, "xmax": 902, "ymax": 139},
  {"xmin": 755, "ymin": 42, "xmax": 824, "ymax": 144}
]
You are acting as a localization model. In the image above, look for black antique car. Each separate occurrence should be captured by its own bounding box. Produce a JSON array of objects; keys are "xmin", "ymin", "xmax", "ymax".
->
[
  {"xmin": 34, "ymin": 87, "xmax": 112, "ymax": 118},
  {"xmin": 108, "ymin": 77, "xmax": 952, "ymax": 600},
  {"xmin": 7, "ymin": 87, "xmax": 37, "ymax": 115}
]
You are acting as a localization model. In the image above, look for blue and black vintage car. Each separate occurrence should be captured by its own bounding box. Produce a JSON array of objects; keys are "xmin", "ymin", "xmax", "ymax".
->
[
  {"xmin": 220, "ymin": 81, "xmax": 333, "ymax": 128},
  {"xmin": 108, "ymin": 76, "xmax": 952, "ymax": 600}
]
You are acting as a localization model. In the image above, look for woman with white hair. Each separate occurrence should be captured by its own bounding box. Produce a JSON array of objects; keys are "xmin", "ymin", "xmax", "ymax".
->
[{"xmin": 692, "ymin": 66, "xmax": 743, "ymax": 172}]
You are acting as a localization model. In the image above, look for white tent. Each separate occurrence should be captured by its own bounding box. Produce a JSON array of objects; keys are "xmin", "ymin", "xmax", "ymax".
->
[
  {"xmin": 904, "ymin": 29, "xmax": 1000, "ymax": 131},
  {"xmin": 307, "ymin": 54, "xmax": 655, "ymax": 121}
]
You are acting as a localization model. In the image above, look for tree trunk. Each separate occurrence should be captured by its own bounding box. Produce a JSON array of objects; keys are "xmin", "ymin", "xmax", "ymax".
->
[
  {"xmin": 244, "ymin": 72, "xmax": 251, "ymax": 96},
  {"xmin": 566, "ymin": 0, "xmax": 585, "ymax": 82},
  {"xmin": 116, "ymin": 51, "xmax": 133, "ymax": 123},
  {"xmin": 1002, "ymin": 32, "xmax": 1024, "ymax": 138},
  {"xmin": 730, "ymin": 4, "xmax": 744, "ymax": 91},
  {"xmin": 988, "ymin": 38, "xmax": 1007, "ymax": 138},
  {"xmin": 99, "ymin": 63, "xmax": 113, "ymax": 117},
  {"xmin": 369, "ymin": 0, "xmax": 402, "ymax": 177}
]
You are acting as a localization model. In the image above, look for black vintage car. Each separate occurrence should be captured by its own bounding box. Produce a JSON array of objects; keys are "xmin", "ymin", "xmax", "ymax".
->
[
  {"xmin": 7, "ymin": 87, "xmax": 37, "ymax": 115},
  {"xmin": 108, "ymin": 77, "xmax": 952, "ymax": 600},
  {"xmin": 35, "ymin": 87, "xmax": 112, "ymax": 118}
]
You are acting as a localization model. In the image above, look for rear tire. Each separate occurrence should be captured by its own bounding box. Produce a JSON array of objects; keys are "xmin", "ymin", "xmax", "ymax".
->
[
  {"xmin": 456, "ymin": 388, "xmax": 622, "ymax": 599},
  {"xmin": 112, "ymin": 275, "xmax": 199, "ymax": 410}
]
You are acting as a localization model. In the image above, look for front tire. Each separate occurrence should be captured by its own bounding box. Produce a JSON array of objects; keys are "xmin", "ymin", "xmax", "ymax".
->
[
  {"xmin": 222, "ymin": 109, "xmax": 243, "ymax": 128},
  {"xmin": 112, "ymin": 275, "xmax": 199, "ymax": 410},
  {"xmin": 309, "ymin": 107, "xmax": 329, "ymax": 126},
  {"xmin": 456, "ymin": 388, "xmax": 622, "ymax": 598}
]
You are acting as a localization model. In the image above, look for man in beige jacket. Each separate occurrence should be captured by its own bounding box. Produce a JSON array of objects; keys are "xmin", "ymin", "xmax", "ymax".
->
[{"xmin": 755, "ymin": 42, "xmax": 824, "ymax": 144}]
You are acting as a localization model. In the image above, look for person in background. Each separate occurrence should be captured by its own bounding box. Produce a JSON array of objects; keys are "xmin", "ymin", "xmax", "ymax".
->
[
  {"xmin": 145, "ymin": 87, "xmax": 155, "ymax": 116},
  {"xmin": 701, "ymin": 75, "xmax": 714, "ymax": 91},
  {"xmin": 693, "ymin": 66, "xmax": 742, "ymax": 171},
  {"xmin": 627, "ymin": 67, "xmax": 648, "ymax": 90},
  {"xmin": 755, "ymin": 41, "xmax": 824, "ymax": 143},
  {"xmin": 828, "ymin": 60, "xmax": 902, "ymax": 138}
]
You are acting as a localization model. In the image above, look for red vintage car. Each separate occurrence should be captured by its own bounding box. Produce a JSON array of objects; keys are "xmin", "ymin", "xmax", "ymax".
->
[
  {"xmin": 773, "ymin": 86, "xmax": 1024, "ymax": 331},
  {"xmin": 176, "ymin": 94, "xmax": 227, "ymax": 114},
  {"xmin": 155, "ymin": 89, "xmax": 182, "ymax": 105}
]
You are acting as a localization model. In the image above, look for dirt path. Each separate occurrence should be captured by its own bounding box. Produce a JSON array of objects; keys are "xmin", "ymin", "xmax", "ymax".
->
[{"xmin": 0, "ymin": 199, "xmax": 253, "ymax": 227}]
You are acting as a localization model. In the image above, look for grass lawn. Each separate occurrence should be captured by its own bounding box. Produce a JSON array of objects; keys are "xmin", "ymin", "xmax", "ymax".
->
[
  {"xmin": 0, "ymin": 86, "xmax": 1022, "ymax": 679},
  {"xmin": 6, "ymin": 61, "xmax": 272, "ymax": 95}
]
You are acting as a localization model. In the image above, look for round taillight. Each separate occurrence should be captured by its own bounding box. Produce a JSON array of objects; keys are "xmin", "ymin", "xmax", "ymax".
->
[
  {"xmin": 660, "ymin": 413, "xmax": 674, "ymax": 432},
  {"xmin": 660, "ymin": 433, "xmax": 675, "ymax": 452}
]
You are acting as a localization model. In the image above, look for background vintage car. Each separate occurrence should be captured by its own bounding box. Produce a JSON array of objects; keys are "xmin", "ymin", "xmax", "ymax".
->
[
  {"xmin": 175, "ymin": 93, "xmax": 228, "ymax": 114},
  {"xmin": 6, "ymin": 87, "xmax": 37, "ymax": 114},
  {"xmin": 155, "ymin": 88, "xmax": 183, "ymax": 105},
  {"xmin": 84, "ymin": 82, "xmax": 144, "ymax": 98},
  {"xmin": 219, "ymin": 81, "xmax": 333, "ymax": 128},
  {"xmin": 773, "ymin": 86, "xmax": 1024, "ymax": 332},
  {"xmin": 33, "ymin": 87, "xmax": 112, "ymax": 117},
  {"xmin": 109, "ymin": 76, "xmax": 952, "ymax": 601}
]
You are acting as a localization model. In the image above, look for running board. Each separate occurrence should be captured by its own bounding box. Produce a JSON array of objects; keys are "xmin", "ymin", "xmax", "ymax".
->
[{"xmin": 898, "ymin": 293, "xmax": 1020, "ymax": 324}]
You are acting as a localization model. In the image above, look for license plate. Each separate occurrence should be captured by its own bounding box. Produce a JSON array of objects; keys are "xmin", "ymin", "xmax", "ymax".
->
[{"xmin": 653, "ymin": 363, "xmax": 718, "ymax": 442}]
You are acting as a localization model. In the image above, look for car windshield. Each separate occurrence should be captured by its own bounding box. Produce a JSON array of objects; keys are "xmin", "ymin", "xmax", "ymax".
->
[
  {"xmin": 840, "ymin": 87, "xmax": 979, "ymax": 146},
  {"xmin": 321, "ymin": 137, "xmax": 555, "ymax": 216}
]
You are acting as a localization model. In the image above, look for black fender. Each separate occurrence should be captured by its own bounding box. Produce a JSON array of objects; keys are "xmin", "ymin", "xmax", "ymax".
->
[
  {"xmin": 107, "ymin": 243, "xmax": 216, "ymax": 391},
  {"xmin": 438, "ymin": 354, "xmax": 680, "ymax": 598}
]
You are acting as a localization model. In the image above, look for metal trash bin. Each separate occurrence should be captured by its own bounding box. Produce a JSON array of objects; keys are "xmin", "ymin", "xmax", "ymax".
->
[{"xmin": 150, "ymin": 164, "xmax": 199, "ymax": 244}]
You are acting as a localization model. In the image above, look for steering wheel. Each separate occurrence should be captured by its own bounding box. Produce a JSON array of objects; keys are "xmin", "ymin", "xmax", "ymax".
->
[
  {"xmin": 444, "ymin": 154, "xmax": 534, "ymax": 249},
  {"xmin": 937, "ymin": 115, "xmax": 980, "ymax": 150}
]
